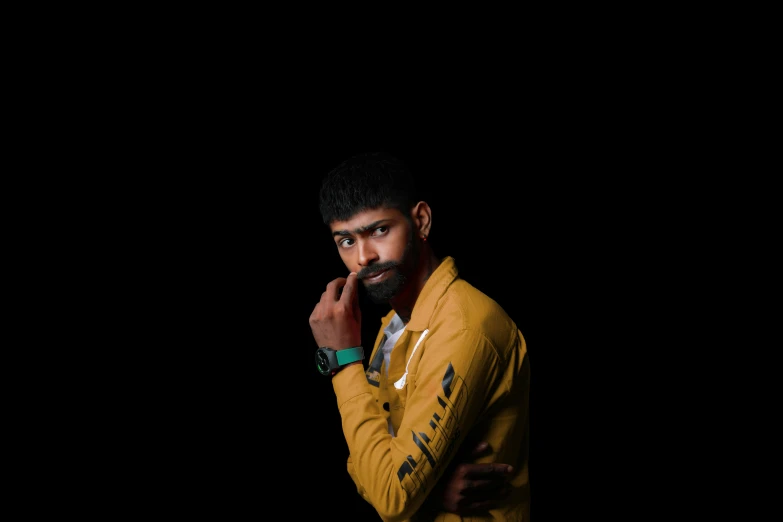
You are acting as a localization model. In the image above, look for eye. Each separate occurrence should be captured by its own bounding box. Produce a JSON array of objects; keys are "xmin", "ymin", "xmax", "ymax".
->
[
  {"xmin": 337, "ymin": 237, "xmax": 355, "ymax": 248},
  {"xmin": 372, "ymin": 226, "xmax": 389, "ymax": 237}
]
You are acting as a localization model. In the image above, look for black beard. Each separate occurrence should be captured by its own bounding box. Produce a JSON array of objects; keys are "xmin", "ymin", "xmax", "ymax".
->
[
  {"xmin": 364, "ymin": 268, "xmax": 407, "ymax": 304},
  {"xmin": 360, "ymin": 234, "xmax": 417, "ymax": 304}
]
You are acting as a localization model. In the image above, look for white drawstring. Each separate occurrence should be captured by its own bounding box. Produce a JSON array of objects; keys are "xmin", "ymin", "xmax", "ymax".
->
[{"xmin": 394, "ymin": 329, "xmax": 429, "ymax": 389}]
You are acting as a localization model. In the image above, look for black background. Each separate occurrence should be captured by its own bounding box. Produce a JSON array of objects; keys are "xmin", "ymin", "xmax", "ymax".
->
[{"xmin": 23, "ymin": 26, "xmax": 691, "ymax": 519}]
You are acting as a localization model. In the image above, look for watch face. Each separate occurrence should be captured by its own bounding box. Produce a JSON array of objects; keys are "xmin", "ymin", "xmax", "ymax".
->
[{"xmin": 315, "ymin": 349, "xmax": 332, "ymax": 376}]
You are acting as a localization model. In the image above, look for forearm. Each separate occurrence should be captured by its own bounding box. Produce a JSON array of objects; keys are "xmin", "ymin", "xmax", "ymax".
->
[{"xmin": 334, "ymin": 365, "xmax": 431, "ymax": 521}]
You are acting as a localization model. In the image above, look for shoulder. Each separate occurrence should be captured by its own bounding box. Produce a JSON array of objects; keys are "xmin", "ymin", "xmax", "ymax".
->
[
  {"xmin": 445, "ymin": 278, "xmax": 509, "ymax": 320},
  {"xmin": 432, "ymin": 279, "xmax": 518, "ymax": 345}
]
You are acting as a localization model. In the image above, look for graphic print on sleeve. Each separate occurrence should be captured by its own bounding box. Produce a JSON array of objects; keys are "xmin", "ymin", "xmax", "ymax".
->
[{"xmin": 396, "ymin": 362, "xmax": 466, "ymax": 494}]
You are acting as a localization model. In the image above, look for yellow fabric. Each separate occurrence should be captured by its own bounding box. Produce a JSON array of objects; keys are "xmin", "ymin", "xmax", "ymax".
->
[{"xmin": 332, "ymin": 256, "xmax": 530, "ymax": 521}]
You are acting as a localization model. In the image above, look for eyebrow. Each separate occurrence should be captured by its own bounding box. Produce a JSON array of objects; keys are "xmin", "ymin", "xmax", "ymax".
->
[{"xmin": 332, "ymin": 219, "xmax": 388, "ymax": 238}]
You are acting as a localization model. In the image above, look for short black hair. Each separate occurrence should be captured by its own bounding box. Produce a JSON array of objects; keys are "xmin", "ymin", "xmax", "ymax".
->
[{"xmin": 319, "ymin": 152, "xmax": 421, "ymax": 226}]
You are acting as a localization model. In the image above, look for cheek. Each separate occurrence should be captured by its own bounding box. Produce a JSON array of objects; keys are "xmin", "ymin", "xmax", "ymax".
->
[
  {"xmin": 381, "ymin": 235, "xmax": 408, "ymax": 263},
  {"xmin": 376, "ymin": 245, "xmax": 395, "ymax": 263},
  {"xmin": 338, "ymin": 249, "xmax": 359, "ymax": 270}
]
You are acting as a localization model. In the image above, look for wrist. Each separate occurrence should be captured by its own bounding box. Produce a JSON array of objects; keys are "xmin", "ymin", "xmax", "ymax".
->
[
  {"xmin": 330, "ymin": 360, "xmax": 363, "ymax": 377},
  {"xmin": 315, "ymin": 346, "xmax": 364, "ymax": 376}
]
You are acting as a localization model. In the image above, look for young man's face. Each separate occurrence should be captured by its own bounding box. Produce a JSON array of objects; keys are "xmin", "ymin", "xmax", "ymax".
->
[{"xmin": 329, "ymin": 206, "xmax": 418, "ymax": 304}]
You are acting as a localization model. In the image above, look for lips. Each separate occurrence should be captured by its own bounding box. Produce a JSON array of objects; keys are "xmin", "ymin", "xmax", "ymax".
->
[{"xmin": 364, "ymin": 268, "xmax": 389, "ymax": 281}]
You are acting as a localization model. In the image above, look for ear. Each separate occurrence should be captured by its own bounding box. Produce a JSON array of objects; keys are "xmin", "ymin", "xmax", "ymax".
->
[{"xmin": 411, "ymin": 201, "xmax": 432, "ymax": 239}]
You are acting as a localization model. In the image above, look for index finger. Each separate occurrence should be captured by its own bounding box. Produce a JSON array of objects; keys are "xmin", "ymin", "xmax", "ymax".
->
[
  {"xmin": 339, "ymin": 272, "xmax": 358, "ymax": 305},
  {"xmin": 462, "ymin": 463, "xmax": 513, "ymax": 478}
]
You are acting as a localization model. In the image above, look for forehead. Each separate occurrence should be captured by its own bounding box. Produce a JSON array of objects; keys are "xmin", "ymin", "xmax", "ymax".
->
[{"xmin": 329, "ymin": 206, "xmax": 407, "ymax": 235}]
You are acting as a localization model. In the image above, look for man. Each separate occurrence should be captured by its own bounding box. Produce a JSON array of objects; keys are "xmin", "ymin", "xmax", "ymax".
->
[{"xmin": 309, "ymin": 152, "xmax": 531, "ymax": 521}]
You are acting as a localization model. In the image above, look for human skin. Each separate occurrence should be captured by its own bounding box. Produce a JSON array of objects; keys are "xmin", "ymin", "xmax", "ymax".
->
[
  {"xmin": 328, "ymin": 203, "xmax": 437, "ymax": 322},
  {"xmin": 309, "ymin": 204, "xmax": 427, "ymax": 356}
]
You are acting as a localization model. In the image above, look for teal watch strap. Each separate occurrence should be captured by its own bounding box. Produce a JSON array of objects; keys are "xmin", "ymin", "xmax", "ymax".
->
[{"xmin": 336, "ymin": 346, "xmax": 364, "ymax": 366}]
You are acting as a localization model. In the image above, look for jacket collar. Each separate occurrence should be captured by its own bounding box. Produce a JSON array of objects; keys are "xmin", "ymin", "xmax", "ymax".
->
[{"xmin": 404, "ymin": 256, "xmax": 459, "ymax": 332}]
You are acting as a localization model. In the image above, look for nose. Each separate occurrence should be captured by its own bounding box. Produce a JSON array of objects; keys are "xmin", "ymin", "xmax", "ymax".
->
[{"xmin": 357, "ymin": 239, "xmax": 379, "ymax": 268}]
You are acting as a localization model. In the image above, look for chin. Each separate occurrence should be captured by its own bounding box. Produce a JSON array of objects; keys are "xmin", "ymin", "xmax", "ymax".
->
[{"xmin": 364, "ymin": 271, "xmax": 406, "ymax": 303}]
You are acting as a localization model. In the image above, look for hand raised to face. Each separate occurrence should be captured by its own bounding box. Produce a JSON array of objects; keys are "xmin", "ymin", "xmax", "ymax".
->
[{"xmin": 309, "ymin": 272, "xmax": 362, "ymax": 350}]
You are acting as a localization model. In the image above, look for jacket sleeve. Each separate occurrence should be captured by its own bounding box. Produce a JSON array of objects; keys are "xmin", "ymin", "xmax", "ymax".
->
[{"xmin": 332, "ymin": 327, "xmax": 504, "ymax": 522}]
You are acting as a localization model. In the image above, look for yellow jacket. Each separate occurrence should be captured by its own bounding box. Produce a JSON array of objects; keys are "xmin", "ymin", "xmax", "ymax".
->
[{"xmin": 331, "ymin": 257, "xmax": 530, "ymax": 521}]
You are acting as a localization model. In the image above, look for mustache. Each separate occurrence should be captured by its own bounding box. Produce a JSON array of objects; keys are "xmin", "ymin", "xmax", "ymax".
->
[{"xmin": 357, "ymin": 261, "xmax": 400, "ymax": 280}]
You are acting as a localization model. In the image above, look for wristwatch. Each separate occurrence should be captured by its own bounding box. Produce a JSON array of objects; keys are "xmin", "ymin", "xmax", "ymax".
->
[{"xmin": 315, "ymin": 346, "xmax": 364, "ymax": 376}]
